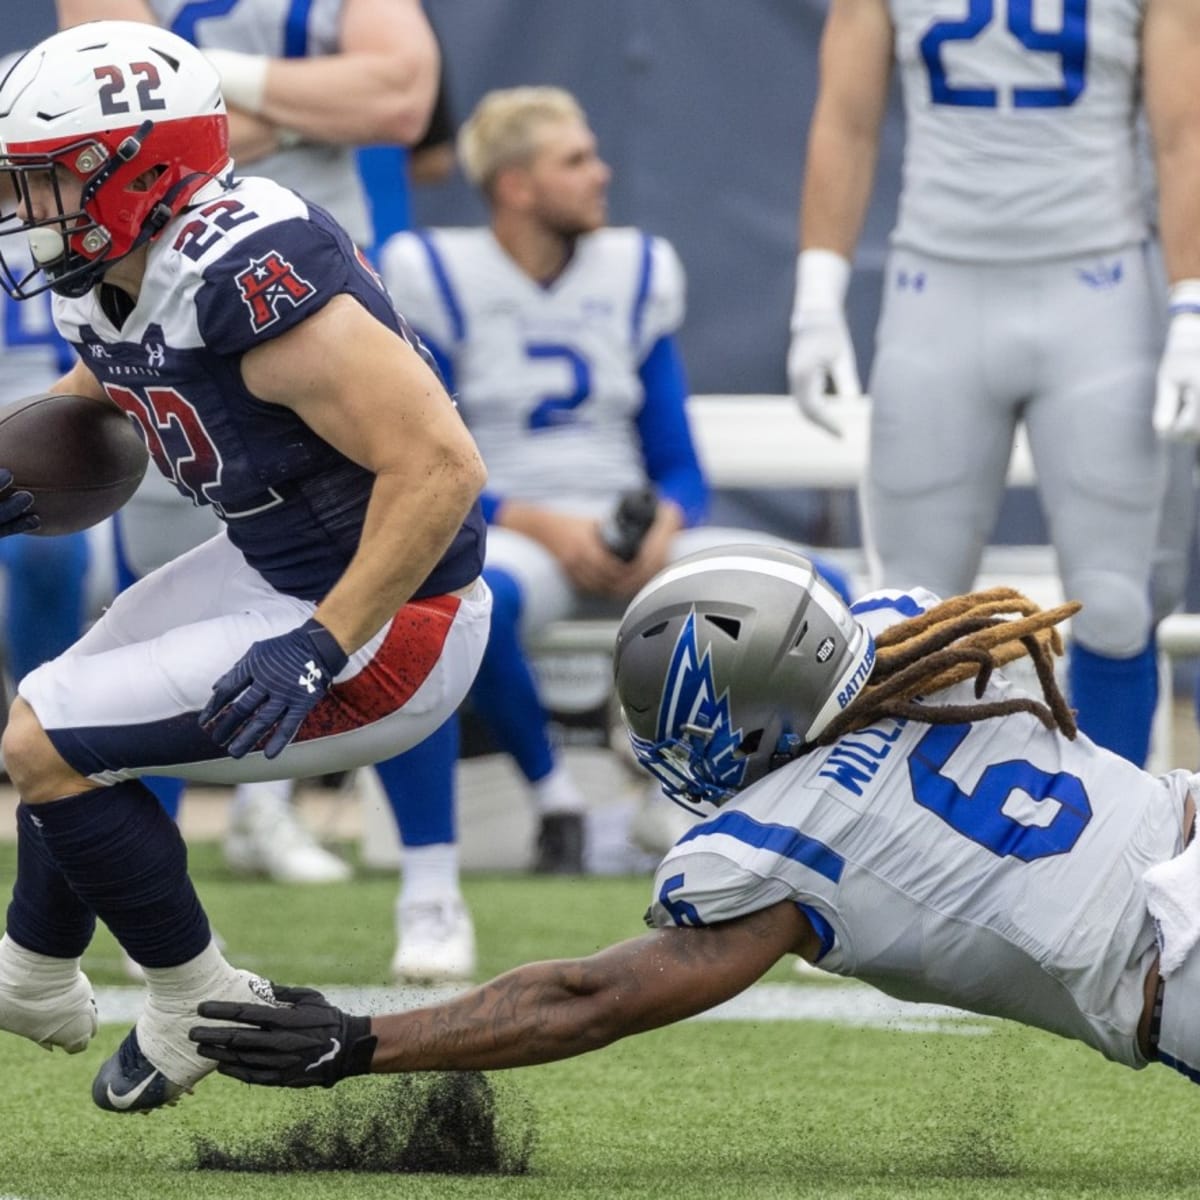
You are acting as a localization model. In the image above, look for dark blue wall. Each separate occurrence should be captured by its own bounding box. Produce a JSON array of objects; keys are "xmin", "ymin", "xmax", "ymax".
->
[
  {"xmin": 417, "ymin": 0, "xmax": 903, "ymax": 394},
  {"xmin": 3, "ymin": 1, "xmax": 904, "ymax": 395},
  {"xmin": 0, "ymin": 5, "xmax": 56, "ymax": 58}
]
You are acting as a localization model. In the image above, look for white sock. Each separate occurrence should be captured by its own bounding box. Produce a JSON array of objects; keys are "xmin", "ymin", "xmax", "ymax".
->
[
  {"xmin": 533, "ymin": 763, "xmax": 586, "ymax": 815},
  {"xmin": 0, "ymin": 933, "xmax": 81, "ymax": 993},
  {"xmin": 139, "ymin": 940, "xmax": 259, "ymax": 1087},
  {"xmin": 399, "ymin": 842, "xmax": 461, "ymax": 906},
  {"xmin": 141, "ymin": 939, "xmax": 235, "ymax": 1013}
]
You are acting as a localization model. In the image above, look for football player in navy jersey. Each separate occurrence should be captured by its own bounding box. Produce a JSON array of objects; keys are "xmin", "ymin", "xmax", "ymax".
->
[
  {"xmin": 0, "ymin": 20, "xmax": 489, "ymax": 1113},
  {"xmin": 56, "ymin": 3, "xmax": 487, "ymax": 986},
  {"xmin": 188, "ymin": 546, "xmax": 1200, "ymax": 1094}
]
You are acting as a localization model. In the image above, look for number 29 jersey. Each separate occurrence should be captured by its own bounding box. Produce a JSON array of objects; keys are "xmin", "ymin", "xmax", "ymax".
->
[
  {"xmin": 647, "ymin": 590, "xmax": 1189, "ymax": 1068},
  {"xmin": 891, "ymin": 0, "xmax": 1148, "ymax": 261}
]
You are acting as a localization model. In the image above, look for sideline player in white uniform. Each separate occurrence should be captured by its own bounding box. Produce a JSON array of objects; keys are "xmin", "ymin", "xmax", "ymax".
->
[
  {"xmin": 54, "ymin": 4, "xmax": 479, "ymax": 973},
  {"xmin": 189, "ymin": 544, "xmax": 1200, "ymax": 1092},
  {"xmin": 0, "ymin": 90, "xmax": 90, "ymax": 692},
  {"xmin": 380, "ymin": 86, "xmax": 852, "ymax": 881},
  {"xmin": 0, "ymin": 22, "xmax": 488, "ymax": 1111},
  {"xmin": 787, "ymin": 0, "xmax": 1200, "ymax": 768}
]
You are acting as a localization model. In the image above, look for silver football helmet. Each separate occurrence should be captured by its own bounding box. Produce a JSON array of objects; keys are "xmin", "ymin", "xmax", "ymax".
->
[{"xmin": 614, "ymin": 545, "xmax": 874, "ymax": 814}]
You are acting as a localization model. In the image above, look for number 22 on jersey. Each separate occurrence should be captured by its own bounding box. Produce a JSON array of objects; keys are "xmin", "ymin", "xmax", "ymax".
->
[{"xmin": 920, "ymin": 0, "xmax": 1087, "ymax": 109}]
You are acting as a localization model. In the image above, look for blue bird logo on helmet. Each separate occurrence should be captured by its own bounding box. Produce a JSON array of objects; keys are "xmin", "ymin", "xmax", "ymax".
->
[{"xmin": 628, "ymin": 610, "xmax": 749, "ymax": 810}]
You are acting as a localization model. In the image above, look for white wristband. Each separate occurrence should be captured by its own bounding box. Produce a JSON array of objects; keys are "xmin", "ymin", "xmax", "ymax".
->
[
  {"xmin": 203, "ymin": 49, "xmax": 270, "ymax": 115},
  {"xmin": 792, "ymin": 249, "xmax": 852, "ymax": 324},
  {"xmin": 1168, "ymin": 279, "xmax": 1200, "ymax": 319}
]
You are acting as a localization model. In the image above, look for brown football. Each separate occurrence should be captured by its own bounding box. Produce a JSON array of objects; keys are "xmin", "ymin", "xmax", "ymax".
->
[{"xmin": 0, "ymin": 393, "xmax": 149, "ymax": 536}]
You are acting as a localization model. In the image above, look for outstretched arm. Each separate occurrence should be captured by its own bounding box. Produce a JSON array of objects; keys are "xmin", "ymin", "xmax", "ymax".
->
[{"xmin": 190, "ymin": 901, "xmax": 812, "ymax": 1084}]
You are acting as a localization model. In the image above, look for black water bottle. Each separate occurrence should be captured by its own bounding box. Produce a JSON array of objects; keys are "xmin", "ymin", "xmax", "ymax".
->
[{"xmin": 598, "ymin": 486, "xmax": 658, "ymax": 562}]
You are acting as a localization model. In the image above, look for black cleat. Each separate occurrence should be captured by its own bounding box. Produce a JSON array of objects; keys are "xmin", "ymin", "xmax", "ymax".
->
[
  {"xmin": 534, "ymin": 812, "xmax": 585, "ymax": 874},
  {"xmin": 93, "ymin": 1027, "xmax": 185, "ymax": 1113}
]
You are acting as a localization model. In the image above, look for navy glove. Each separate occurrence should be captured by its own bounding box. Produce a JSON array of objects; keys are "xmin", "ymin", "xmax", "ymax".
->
[
  {"xmin": 0, "ymin": 469, "xmax": 39, "ymax": 537},
  {"xmin": 189, "ymin": 984, "xmax": 376, "ymax": 1088},
  {"xmin": 200, "ymin": 617, "xmax": 348, "ymax": 759}
]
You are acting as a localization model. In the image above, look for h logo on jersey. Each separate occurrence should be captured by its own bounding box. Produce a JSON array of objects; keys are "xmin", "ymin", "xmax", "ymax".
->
[
  {"xmin": 298, "ymin": 661, "xmax": 323, "ymax": 694},
  {"xmin": 235, "ymin": 252, "xmax": 316, "ymax": 332}
]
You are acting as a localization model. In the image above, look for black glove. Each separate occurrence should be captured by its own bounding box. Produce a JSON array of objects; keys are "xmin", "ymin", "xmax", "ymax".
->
[
  {"xmin": 188, "ymin": 984, "xmax": 377, "ymax": 1088},
  {"xmin": 0, "ymin": 469, "xmax": 39, "ymax": 537},
  {"xmin": 199, "ymin": 618, "xmax": 349, "ymax": 759}
]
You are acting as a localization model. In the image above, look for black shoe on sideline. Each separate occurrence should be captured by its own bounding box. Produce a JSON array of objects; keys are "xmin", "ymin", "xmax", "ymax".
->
[{"xmin": 534, "ymin": 812, "xmax": 585, "ymax": 874}]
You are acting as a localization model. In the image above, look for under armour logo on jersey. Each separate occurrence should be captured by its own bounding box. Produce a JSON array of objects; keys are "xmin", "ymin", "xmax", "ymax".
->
[
  {"xmin": 1077, "ymin": 260, "xmax": 1124, "ymax": 291},
  {"xmin": 298, "ymin": 660, "xmax": 323, "ymax": 694},
  {"xmin": 145, "ymin": 343, "xmax": 165, "ymax": 368},
  {"xmin": 235, "ymin": 251, "xmax": 316, "ymax": 332}
]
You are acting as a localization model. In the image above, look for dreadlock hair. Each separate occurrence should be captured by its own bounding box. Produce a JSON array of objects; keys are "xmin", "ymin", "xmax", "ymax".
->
[{"xmin": 815, "ymin": 587, "xmax": 1081, "ymax": 747}]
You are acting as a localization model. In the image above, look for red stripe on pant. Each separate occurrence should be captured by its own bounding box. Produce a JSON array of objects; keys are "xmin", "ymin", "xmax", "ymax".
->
[{"xmin": 294, "ymin": 593, "xmax": 461, "ymax": 741}]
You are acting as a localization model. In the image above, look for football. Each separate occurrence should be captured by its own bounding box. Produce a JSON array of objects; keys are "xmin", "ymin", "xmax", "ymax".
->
[{"xmin": 0, "ymin": 392, "xmax": 150, "ymax": 537}]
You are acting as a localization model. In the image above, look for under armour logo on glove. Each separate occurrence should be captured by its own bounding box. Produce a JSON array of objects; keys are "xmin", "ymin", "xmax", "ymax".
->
[
  {"xmin": 200, "ymin": 618, "xmax": 349, "ymax": 760},
  {"xmin": 298, "ymin": 661, "xmax": 323, "ymax": 694}
]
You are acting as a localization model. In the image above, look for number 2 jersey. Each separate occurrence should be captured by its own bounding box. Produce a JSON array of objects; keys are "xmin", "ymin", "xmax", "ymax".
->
[
  {"xmin": 51, "ymin": 170, "xmax": 484, "ymax": 602},
  {"xmin": 891, "ymin": 0, "xmax": 1149, "ymax": 260},
  {"xmin": 379, "ymin": 226, "xmax": 685, "ymax": 516},
  {"xmin": 647, "ymin": 589, "xmax": 1190, "ymax": 1068}
]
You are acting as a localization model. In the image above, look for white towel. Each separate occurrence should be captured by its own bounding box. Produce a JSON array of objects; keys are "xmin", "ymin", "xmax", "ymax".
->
[{"xmin": 1143, "ymin": 834, "xmax": 1200, "ymax": 978}]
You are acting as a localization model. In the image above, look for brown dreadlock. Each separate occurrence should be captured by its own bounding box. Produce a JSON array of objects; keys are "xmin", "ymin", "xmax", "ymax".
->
[{"xmin": 815, "ymin": 587, "xmax": 1081, "ymax": 747}]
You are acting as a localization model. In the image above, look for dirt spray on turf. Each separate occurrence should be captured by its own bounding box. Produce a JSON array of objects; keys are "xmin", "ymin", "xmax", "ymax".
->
[{"xmin": 189, "ymin": 1072, "xmax": 537, "ymax": 1175}]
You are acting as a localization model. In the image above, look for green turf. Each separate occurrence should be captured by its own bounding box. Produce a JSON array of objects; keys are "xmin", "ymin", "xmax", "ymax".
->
[{"xmin": 0, "ymin": 844, "xmax": 1197, "ymax": 1198}]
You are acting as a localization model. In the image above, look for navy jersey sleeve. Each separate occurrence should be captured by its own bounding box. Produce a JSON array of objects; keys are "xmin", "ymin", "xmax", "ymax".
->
[{"xmin": 193, "ymin": 218, "xmax": 353, "ymax": 357}]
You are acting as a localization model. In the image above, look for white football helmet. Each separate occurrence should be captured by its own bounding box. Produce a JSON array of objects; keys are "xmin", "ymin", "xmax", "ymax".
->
[
  {"xmin": 614, "ymin": 545, "xmax": 875, "ymax": 814},
  {"xmin": 0, "ymin": 21, "xmax": 228, "ymax": 298}
]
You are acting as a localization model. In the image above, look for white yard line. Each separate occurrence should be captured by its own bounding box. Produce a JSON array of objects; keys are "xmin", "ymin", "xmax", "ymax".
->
[{"xmin": 92, "ymin": 980, "xmax": 997, "ymax": 1035}]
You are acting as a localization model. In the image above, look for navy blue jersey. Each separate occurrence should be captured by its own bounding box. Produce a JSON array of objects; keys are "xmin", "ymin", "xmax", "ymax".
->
[{"xmin": 52, "ymin": 173, "xmax": 483, "ymax": 601}]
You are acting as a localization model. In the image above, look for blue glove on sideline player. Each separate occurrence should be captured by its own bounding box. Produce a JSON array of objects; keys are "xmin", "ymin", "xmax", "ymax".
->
[
  {"xmin": 200, "ymin": 617, "xmax": 349, "ymax": 759},
  {"xmin": 0, "ymin": 469, "xmax": 39, "ymax": 536},
  {"xmin": 189, "ymin": 985, "xmax": 376, "ymax": 1088}
]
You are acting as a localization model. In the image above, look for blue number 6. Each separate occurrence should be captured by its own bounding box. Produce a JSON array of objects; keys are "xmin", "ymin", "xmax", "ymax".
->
[{"xmin": 908, "ymin": 724, "xmax": 1091, "ymax": 861}]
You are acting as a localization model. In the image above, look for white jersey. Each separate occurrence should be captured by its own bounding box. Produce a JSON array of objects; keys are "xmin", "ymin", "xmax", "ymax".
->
[
  {"xmin": 647, "ymin": 590, "xmax": 1188, "ymax": 1068},
  {"xmin": 147, "ymin": 0, "xmax": 370, "ymax": 246},
  {"xmin": 890, "ymin": 0, "xmax": 1148, "ymax": 261},
  {"xmin": 380, "ymin": 226, "xmax": 685, "ymax": 516}
]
